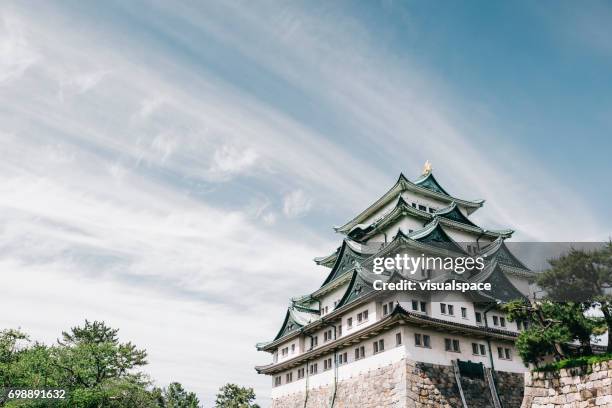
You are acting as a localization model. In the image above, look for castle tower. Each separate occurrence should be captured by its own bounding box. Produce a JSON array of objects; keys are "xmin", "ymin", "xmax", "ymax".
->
[{"xmin": 255, "ymin": 167, "xmax": 532, "ymax": 407}]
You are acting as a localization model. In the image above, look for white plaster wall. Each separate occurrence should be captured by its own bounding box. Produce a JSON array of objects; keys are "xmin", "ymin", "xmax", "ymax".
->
[
  {"xmin": 429, "ymin": 292, "xmax": 479, "ymax": 326},
  {"xmin": 445, "ymin": 227, "xmax": 488, "ymax": 245},
  {"xmin": 319, "ymin": 283, "xmax": 349, "ymax": 316},
  {"xmin": 276, "ymin": 338, "xmax": 301, "ymax": 363},
  {"xmin": 339, "ymin": 300, "xmax": 377, "ymax": 338},
  {"xmin": 403, "ymin": 326, "xmax": 526, "ymax": 373},
  {"xmin": 401, "ymin": 191, "xmax": 449, "ymax": 213}
]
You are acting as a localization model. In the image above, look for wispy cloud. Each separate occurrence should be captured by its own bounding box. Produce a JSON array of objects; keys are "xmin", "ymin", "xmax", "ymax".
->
[
  {"xmin": 283, "ymin": 189, "xmax": 312, "ymax": 218},
  {"xmin": 208, "ymin": 144, "xmax": 259, "ymax": 181},
  {"xmin": 0, "ymin": 13, "xmax": 38, "ymax": 83}
]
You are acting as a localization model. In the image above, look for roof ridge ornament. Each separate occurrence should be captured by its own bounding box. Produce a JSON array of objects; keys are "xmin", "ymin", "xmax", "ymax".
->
[{"xmin": 422, "ymin": 160, "xmax": 432, "ymax": 175}]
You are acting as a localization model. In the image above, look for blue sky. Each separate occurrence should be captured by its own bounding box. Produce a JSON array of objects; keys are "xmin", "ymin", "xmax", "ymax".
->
[{"xmin": 1, "ymin": 1, "xmax": 611, "ymax": 406}]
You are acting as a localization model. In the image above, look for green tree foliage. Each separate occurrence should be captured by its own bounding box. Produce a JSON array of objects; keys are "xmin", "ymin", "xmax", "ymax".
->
[
  {"xmin": 156, "ymin": 382, "xmax": 201, "ymax": 408},
  {"xmin": 502, "ymin": 243, "xmax": 612, "ymax": 367},
  {"xmin": 214, "ymin": 384, "xmax": 260, "ymax": 408},
  {"xmin": 503, "ymin": 300, "xmax": 602, "ymax": 365},
  {"xmin": 0, "ymin": 322, "xmax": 206, "ymax": 408},
  {"xmin": 537, "ymin": 243, "xmax": 612, "ymax": 352}
]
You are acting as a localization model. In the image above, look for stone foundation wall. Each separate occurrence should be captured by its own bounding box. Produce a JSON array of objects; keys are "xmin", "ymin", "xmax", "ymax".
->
[
  {"xmin": 270, "ymin": 359, "xmax": 524, "ymax": 408},
  {"xmin": 497, "ymin": 370, "xmax": 525, "ymax": 408},
  {"xmin": 270, "ymin": 359, "xmax": 407, "ymax": 408},
  {"xmin": 521, "ymin": 361, "xmax": 612, "ymax": 408}
]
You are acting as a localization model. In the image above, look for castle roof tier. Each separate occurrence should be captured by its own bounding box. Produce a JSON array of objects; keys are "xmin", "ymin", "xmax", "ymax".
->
[
  {"xmin": 334, "ymin": 172, "xmax": 484, "ymax": 234},
  {"xmin": 255, "ymin": 303, "xmax": 518, "ymax": 375}
]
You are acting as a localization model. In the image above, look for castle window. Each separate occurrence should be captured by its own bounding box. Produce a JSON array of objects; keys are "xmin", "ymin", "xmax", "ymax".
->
[
  {"xmin": 441, "ymin": 303, "xmax": 454, "ymax": 316},
  {"xmin": 428, "ymin": 207, "xmax": 435, "ymax": 213},
  {"xmin": 472, "ymin": 343, "xmax": 486, "ymax": 355},
  {"xmin": 311, "ymin": 336, "xmax": 318, "ymax": 348},
  {"xmin": 291, "ymin": 344, "xmax": 295, "ymax": 354},
  {"xmin": 418, "ymin": 204, "xmax": 427, "ymax": 211},
  {"xmin": 286, "ymin": 372, "xmax": 293, "ymax": 383},
  {"xmin": 445, "ymin": 338, "xmax": 460, "ymax": 352},
  {"xmin": 354, "ymin": 346, "xmax": 365, "ymax": 360},
  {"xmin": 382, "ymin": 301, "xmax": 394, "ymax": 316},
  {"xmin": 281, "ymin": 347, "xmax": 288, "ymax": 357},
  {"xmin": 297, "ymin": 368, "xmax": 305, "ymax": 379},
  {"xmin": 475, "ymin": 312, "xmax": 482, "ymax": 323},
  {"xmin": 347, "ymin": 317, "xmax": 353, "ymax": 329},
  {"xmin": 357, "ymin": 310, "xmax": 368, "ymax": 323},
  {"xmin": 493, "ymin": 316, "xmax": 499, "ymax": 326},
  {"xmin": 373, "ymin": 339, "xmax": 384, "ymax": 354},
  {"xmin": 420, "ymin": 301, "xmax": 427, "ymax": 312},
  {"xmin": 338, "ymin": 325, "xmax": 342, "ymax": 337},
  {"xmin": 498, "ymin": 347, "xmax": 512, "ymax": 360},
  {"xmin": 461, "ymin": 307, "xmax": 467, "ymax": 318},
  {"xmin": 411, "ymin": 300, "xmax": 418, "ymax": 311},
  {"xmin": 411, "ymin": 203, "xmax": 417, "ymax": 208},
  {"xmin": 338, "ymin": 352, "xmax": 348, "ymax": 365},
  {"xmin": 309, "ymin": 363, "xmax": 318, "ymax": 374},
  {"xmin": 414, "ymin": 333, "xmax": 431, "ymax": 348},
  {"xmin": 500, "ymin": 317, "xmax": 506, "ymax": 327},
  {"xmin": 396, "ymin": 332, "xmax": 402, "ymax": 346},
  {"xmin": 274, "ymin": 376, "xmax": 282, "ymax": 386},
  {"xmin": 324, "ymin": 358, "xmax": 333, "ymax": 371},
  {"xmin": 324, "ymin": 329, "xmax": 333, "ymax": 342}
]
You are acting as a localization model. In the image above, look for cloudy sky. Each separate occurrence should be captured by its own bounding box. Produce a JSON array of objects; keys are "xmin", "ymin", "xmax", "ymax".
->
[{"xmin": 1, "ymin": 1, "xmax": 611, "ymax": 406}]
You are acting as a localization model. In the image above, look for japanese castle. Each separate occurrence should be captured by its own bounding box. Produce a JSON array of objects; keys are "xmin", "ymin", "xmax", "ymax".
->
[{"xmin": 256, "ymin": 164, "xmax": 534, "ymax": 408}]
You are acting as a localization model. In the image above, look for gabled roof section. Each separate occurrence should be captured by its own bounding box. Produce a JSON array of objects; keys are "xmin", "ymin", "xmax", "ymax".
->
[
  {"xmin": 335, "ymin": 267, "xmax": 376, "ymax": 308},
  {"xmin": 346, "ymin": 195, "xmax": 430, "ymax": 241},
  {"xmin": 335, "ymin": 172, "xmax": 485, "ymax": 234},
  {"xmin": 313, "ymin": 247, "xmax": 340, "ymax": 268},
  {"xmin": 272, "ymin": 306, "xmax": 319, "ymax": 342},
  {"xmin": 320, "ymin": 239, "xmax": 368, "ymax": 287},
  {"xmin": 434, "ymin": 202, "xmax": 478, "ymax": 228},
  {"xmin": 409, "ymin": 218, "xmax": 468, "ymax": 254},
  {"xmin": 414, "ymin": 172, "xmax": 450, "ymax": 196},
  {"xmin": 480, "ymin": 238, "xmax": 530, "ymax": 271},
  {"xmin": 480, "ymin": 263, "xmax": 528, "ymax": 302}
]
